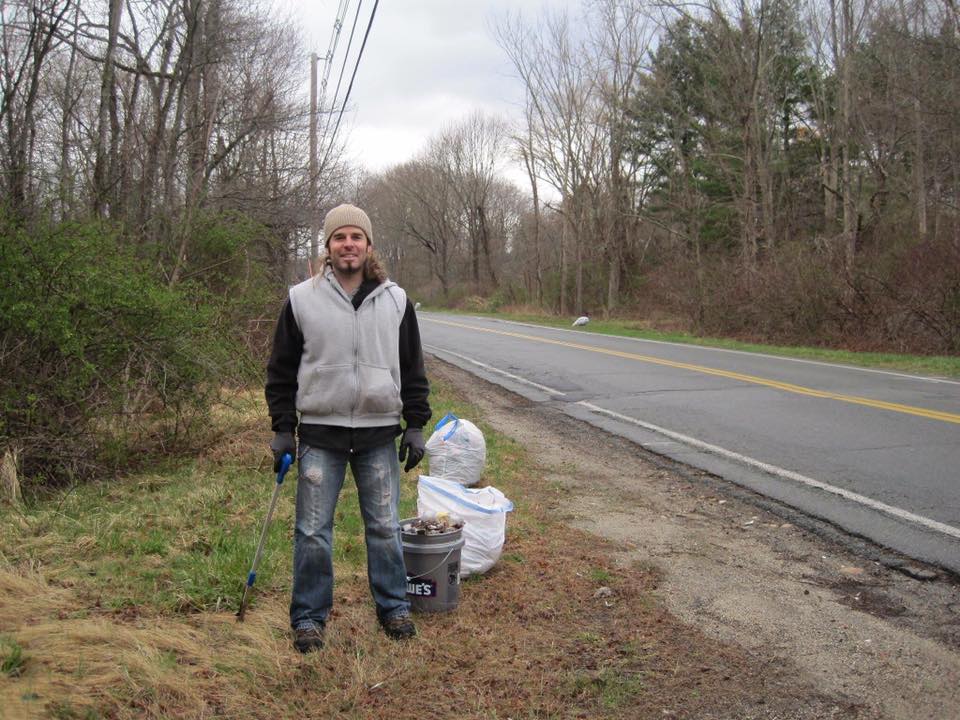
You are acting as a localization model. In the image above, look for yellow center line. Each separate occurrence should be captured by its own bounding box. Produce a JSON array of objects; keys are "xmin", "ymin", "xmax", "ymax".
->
[{"xmin": 427, "ymin": 318, "xmax": 960, "ymax": 425}]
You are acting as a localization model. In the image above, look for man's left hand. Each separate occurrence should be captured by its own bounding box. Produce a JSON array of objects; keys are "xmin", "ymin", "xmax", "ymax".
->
[{"xmin": 398, "ymin": 427, "xmax": 425, "ymax": 472}]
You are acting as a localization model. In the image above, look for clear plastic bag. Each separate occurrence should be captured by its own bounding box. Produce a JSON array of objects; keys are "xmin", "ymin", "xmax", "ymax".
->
[{"xmin": 425, "ymin": 412, "xmax": 486, "ymax": 487}]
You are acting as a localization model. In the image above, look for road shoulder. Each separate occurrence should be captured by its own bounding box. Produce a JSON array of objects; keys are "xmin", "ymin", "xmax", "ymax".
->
[{"xmin": 428, "ymin": 357, "xmax": 960, "ymax": 720}]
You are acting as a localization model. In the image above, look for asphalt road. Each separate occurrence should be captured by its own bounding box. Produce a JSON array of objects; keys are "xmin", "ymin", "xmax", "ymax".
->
[{"xmin": 419, "ymin": 312, "xmax": 960, "ymax": 575}]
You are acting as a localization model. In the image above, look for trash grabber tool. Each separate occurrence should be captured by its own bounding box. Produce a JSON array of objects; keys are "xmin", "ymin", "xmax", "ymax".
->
[{"xmin": 237, "ymin": 452, "xmax": 293, "ymax": 622}]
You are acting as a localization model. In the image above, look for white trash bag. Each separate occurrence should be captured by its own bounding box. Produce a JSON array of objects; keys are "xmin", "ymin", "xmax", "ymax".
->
[
  {"xmin": 425, "ymin": 412, "xmax": 486, "ymax": 487},
  {"xmin": 417, "ymin": 475, "xmax": 514, "ymax": 577}
]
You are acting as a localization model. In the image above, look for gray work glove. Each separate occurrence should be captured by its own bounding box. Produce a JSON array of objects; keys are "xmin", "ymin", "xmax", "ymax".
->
[
  {"xmin": 270, "ymin": 431, "xmax": 296, "ymax": 473},
  {"xmin": 398, "ymin": 427, "xmax": 425, "ymax": 472}
]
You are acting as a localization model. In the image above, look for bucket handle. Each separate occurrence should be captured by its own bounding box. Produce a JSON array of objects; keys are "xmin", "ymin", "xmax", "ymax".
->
[{"xmin": 406, "ymin": 545, "xmax": 460, "ymax": 581}]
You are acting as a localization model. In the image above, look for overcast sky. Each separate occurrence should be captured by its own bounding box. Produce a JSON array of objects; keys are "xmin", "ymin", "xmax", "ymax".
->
[{"xmin": 275, "ymin": 0, "xmax": 579, "ymax": 186}]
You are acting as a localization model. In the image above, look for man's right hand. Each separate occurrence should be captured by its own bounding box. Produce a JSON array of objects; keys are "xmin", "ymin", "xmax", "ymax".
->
[{"xmin": 270, "ymin": 431, "xmax": 296, "ymax": 472}]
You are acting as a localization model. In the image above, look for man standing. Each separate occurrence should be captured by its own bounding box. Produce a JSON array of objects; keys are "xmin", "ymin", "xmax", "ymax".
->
[{"xmin": 265, "ymin": 204, "xmax": 430, "ymax": 653}]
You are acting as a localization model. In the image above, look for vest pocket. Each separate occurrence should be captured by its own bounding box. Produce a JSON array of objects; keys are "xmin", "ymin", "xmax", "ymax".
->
[
  {"xmin": 356, "ymin": 362, "xmax": 402, "ymax": 415},
  {"xmin": 298, "ymin": 364, "xmax": 354, "ymax": 416}
]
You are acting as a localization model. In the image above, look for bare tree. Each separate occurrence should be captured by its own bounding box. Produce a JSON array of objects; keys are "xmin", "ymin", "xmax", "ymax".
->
[
  {"xmin": 518, "ymin": 126, "xmax": 543, "ymax": 305},
  {"xmin": 588, "ymin": 0, "xmax": 655, "ymax": 312},
  {"xmin": 0, "ymin": 0, "xmax": 73, "ymax": 217},
  {"xmin": 90, "ymin": 0, "xmax": 121, "ymax": 216},
  {"xmin": 435, "ymin": 111, "xmax": 509, "ymax": 291},
  {"xmin": 814, "ymin": 0, "xmax": 876, "ymax": 267},
  {"xmin": 380, "ymin": 159, "xmax": 462, "ymax": 298},
  {"xmin": 497, "ymin": 7, "xmax": 606, "ymax": 314}
]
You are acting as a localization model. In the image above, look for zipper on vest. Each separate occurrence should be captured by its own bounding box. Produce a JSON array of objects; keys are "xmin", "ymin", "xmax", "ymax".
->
[{"xmin": 351, "ymin": 304, "xmax": 360, "ymax": 423}]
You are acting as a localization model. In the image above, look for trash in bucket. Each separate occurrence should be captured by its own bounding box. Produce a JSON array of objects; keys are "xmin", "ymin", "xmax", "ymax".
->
[{"xmin": 402, "ymin": 515, "xmax": 465, "ymax": 614}]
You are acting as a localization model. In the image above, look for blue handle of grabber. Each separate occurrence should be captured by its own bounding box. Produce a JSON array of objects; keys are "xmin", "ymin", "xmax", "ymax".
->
[
  {"xmin": 244, "ymin": 452, "xmax": 293, "ymax": 590},
  {"xmin": 276, "ymin": 452, "xmax": 293, "ymax": 485}
]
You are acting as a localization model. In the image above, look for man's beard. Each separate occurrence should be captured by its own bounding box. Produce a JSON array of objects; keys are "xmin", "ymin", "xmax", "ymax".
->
[{"xmin": 334, "ymin": 255, "xmax": 365, "ymax": 275}]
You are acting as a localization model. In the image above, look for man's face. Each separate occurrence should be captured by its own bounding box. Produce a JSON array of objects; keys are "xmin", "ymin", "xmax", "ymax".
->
[{"xmin": 327, "ymin": 225, "xmax": 370, "ymax": 275}]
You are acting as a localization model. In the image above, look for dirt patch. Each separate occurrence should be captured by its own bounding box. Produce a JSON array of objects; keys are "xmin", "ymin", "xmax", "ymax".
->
[
  {"xmin": 428, "ymin": 356, "xmax": 960, "ymax": 720},
  {"xmin": 827, "ymin": 580, "xmax": 908, "ymax": 619}
]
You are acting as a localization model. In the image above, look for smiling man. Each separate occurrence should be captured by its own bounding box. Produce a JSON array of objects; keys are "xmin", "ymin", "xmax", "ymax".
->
[{"xmin": 265, "ymin": 203, "xmax": 431, "ymax": 653}]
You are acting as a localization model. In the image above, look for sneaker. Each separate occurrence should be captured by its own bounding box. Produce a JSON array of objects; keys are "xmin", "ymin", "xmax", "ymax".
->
[
  {"xmin": 293, "ymin": 624, "xmax": 325, "ymax": 653},
  {"xmin": 380, "ymin": 613, "xmax": 416, "ymax": 640}
]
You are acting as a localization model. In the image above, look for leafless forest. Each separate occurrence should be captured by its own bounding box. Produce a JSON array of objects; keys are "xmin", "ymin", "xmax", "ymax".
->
[
  {"xmin": 365, "ymin": 0, "xmax": 960, "ymax": 356},
  {"xmin": 1, "ymin": 0, "xmax": 958, "ymax": 484},
  {"xmin": 4, "ymin": 0, "xmax": 960, "ymax": 348}
]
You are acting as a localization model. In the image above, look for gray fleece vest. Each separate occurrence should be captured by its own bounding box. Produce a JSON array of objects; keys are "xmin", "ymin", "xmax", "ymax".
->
[{"xmin": 288, "ymin": 269, "xmax": 406, "ymax": 427}]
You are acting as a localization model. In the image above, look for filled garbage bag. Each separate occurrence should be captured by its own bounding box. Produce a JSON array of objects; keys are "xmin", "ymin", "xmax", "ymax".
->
[
  {"xmin": 417, "ymin": 474, "xmax": 514, "ymax": 577},
  {"xmin": 425, "ymin": 412, "xmax": 486, "ymax": 487}
]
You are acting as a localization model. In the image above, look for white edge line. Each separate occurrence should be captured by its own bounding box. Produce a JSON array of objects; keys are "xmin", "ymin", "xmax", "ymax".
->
[
  {"xmin": 426, "ymin": 314, "xmax": 959, "ymax": 386},
  {"xmin": 425, "ymin": 345, "xmax": 567, "ymax": 397},
  {"xmin": 576, "ymin": 400, "xmax": 960, "ymax": 541}
]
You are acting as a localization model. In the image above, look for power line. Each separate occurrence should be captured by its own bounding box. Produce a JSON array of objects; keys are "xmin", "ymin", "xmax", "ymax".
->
[
  {"xmin": 323, "ymin": 0, "xmax": 364, "ymax": 139},
  {"xmin": 318, "ymin": 0, "xmax": 351, "ymax": 115},
  {"xmin": 319, "ymin": 0, "xmax": 380, "ymax": 175},
  {"xmin": 331, "ymin": 0, "xmax": 378, "ymax": 141}
]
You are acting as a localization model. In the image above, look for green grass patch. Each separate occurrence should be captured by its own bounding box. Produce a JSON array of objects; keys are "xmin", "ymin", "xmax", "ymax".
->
[
  {"xmin": 432, "ymin": 308, "xmax": 960, "ymax": 378},
  {"xmin": 0, "ymin": 379, "xmax": 507, "ymax": 619},
  {"xmin": 590, "ymin": 567, "xmax": 613, "ymax": 584},
  {"xmin": 1, "ymin": 633, "xmax": 26, "ymax": 677},
  {"xmin": 2, "ymin": 457, "xmax": 301, "ymax": 614},
  {"xmin": 47, "ymin": 702, "xmax": 102, "ymax": 720},
  {"xmin": 567, "ymin": 667, "xmax": 648, "ymax": 709}
]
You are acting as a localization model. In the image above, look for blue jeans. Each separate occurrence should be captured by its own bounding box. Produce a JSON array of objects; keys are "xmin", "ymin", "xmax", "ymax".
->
[{"xmin": 290, "ymin": 441, "xmax": 409, "ymax": 630}]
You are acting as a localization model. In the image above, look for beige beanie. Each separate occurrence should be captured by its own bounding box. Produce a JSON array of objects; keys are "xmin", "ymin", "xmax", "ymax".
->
[{"xmin": 323, "ymin": 204, "xmax": 373, "ymax": 245}]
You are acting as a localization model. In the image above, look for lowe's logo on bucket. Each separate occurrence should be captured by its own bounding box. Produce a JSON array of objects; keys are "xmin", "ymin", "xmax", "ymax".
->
[{"xmin": 406, "ymin": 577, "xmax": 437, "ymax": 597}]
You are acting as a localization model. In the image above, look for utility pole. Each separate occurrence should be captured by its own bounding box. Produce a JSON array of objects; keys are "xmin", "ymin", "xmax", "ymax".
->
[{"xmin": 309, "ymin": 52, "xmax": 319, "ymax": 273}]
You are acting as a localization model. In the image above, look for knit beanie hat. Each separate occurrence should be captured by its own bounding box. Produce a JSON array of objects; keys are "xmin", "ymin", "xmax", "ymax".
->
[{"xmin": 323, "ymin": 204, "xmax": 373, "ymax": 245}]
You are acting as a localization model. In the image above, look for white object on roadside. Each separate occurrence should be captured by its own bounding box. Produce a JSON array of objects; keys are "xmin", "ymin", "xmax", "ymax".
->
[
  {"xmin": 572, "ymin": 315, "xmax": 589, "ymax": 326},
  {"xmin": 425, "ymin": 412, "xmax": 486, "ymax": 487},
  {"xmin": 417, "ymin": 474, "xmax": 514, "ymax": 577}
]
